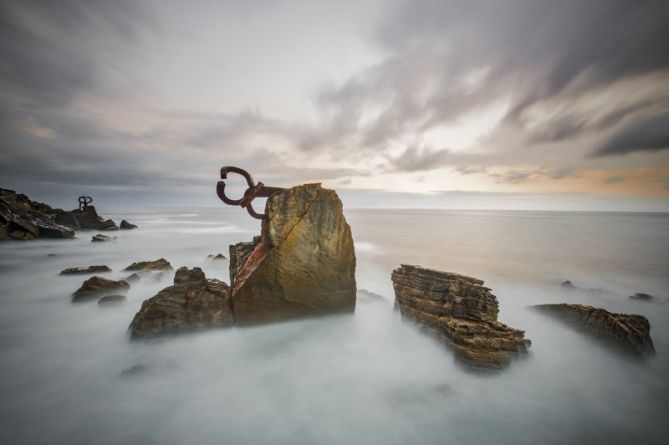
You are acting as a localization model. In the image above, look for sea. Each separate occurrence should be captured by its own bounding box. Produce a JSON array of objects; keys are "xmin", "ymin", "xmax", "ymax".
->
[{"xmin": 1, "ymin": 207, "xmax": 668, "ymax": 444}]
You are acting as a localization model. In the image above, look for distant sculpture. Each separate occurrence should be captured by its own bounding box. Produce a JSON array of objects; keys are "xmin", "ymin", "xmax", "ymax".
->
[
  {"xmin": 216, "ymin": 166, "xmax": 285, "ymax": 220},
  {"xmin": 78, "ymin": 195, "xmax": 93, "ymax": 210}
]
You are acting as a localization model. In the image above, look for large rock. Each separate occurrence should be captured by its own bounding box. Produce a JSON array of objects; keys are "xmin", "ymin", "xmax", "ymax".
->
[
  {"xmin": 229, "ymin": 183, "xmax": 356, "ymax": 325},
  {"xmin": 392, "ymin": 265, "xmax": 530, "ymax": 369},
  {"xmin": 0, "ymin": 189, "xmax": 75, "ymax": 240},
  {"xmin": 72, "ymin": 276, "xmax": 130, "ymax": 302},
  {"xmin": 533, "ymin": 304, "xmax": 655, "ymax": 357},
  {"xmin": 128, "ymin": 267, "xmax": 233, "ymax": 339}
]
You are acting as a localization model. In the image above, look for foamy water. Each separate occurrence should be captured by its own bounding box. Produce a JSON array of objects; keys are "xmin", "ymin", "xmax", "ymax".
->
[{"xmin": 1, "ymin": 207, "xmax": 668, "ymax": 444}]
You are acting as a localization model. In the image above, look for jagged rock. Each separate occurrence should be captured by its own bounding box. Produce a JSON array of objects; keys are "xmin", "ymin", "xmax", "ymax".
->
[
  {"xmin": 128, "ymin": 267, "xmax": 233, "ymax": 339},
  {"xmin": 229, "ymin": 184, "xmax": 356, "ymax": 325},
  {"xmin": 98, "ymin": 294, "xmax": 127, "ymax": 306},
  {"xmin": 207, "ymin": 253, "xmax": 227, "ymax": 260},
  {"xmin": 533, "ymin": 304, "xmax": 655, "ymax": 357},
  {"xmin": 60, "ymin": 265, "xmax": 112, "ymax": 275},
  {"xmin": 120, "ymin": 219, "xmax": 137, "ymax": 229},
  {"xmin": 124, "ymin": 258, "xmax": 172, "ymax": 272},
  {"xmin": 392, "ymin": 265, "xmax": 530, "ymax": 369},
  {"xmin": 0, "ymin": 188, "xmax": 75, "ymax": 240},
  {"xmin": 91, "ymin": 234, "xmax": 112, "ymax": 242},
  {"xmin": 72, "ymin": 276, "xmax": 130, "ymax": 302},
  {"xmin": 561, "ymin": 280, "xmax": 575, "ymax": 289},
  {"xmin": 629, "ymin": 293, "xmax": 654, "ymax": 301}
]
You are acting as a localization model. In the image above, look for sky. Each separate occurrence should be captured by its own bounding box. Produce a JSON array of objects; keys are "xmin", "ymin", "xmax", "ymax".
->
[{"xmin": 1, "ymin": 0, "xmax": 668, "ymax": 211}]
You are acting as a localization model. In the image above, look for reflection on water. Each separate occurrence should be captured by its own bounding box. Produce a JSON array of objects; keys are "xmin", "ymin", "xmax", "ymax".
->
[{"xmin": 0, "ymin": 207, "xmax": 668, "ymax": 444}]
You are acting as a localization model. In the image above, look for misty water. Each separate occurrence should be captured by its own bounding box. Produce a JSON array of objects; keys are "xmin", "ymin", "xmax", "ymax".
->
[{"xmin": 1, "ymin": 207, "xmax": 668, "ymax": 444}]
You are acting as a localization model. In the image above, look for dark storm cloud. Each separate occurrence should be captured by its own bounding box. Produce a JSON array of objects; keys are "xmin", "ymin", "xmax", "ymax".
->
[
  {"xmin": 307, "ymin": 0, "xmax": 669, "ymax": 160},
  {"xmin": 591, "ymin": 112, "xmax": 669, "ymax": 157}
]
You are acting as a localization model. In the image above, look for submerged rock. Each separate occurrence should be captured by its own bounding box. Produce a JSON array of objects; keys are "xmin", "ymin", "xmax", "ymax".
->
[
  {"xmin": 629, "ymin": 293, "xmax": 654, "ymax": 301},
  {"xmin": 392, "ymin": 265, "xmax": 530, "ymax": 369},
  {"xmin": 60, "ymin": 265, "xmax": 112, "ymax": 275},
  {"xmin": 98, "ymin": 294, "xmax": 127, "ymax": 306},
  {"xmin": 560, "ymin": 280, "xmax": 575, "ymax": 289},
  {"xmin": 91, "ymin": 234, "xmax": 112, "ymax": 242},
  {"xmin": 533, "ymin": 304, "xmax": 655, "ymax": 357},
  {"xmin": 120, "ymin": 219, "xmax": 138, "ymax": 230},
  {"xmin": 124, "ymin": 258, "xmax": 172, "ymax": 272},
  {"xmin": 229, "ymin": 183, "xmax": 356, "ymax": 325},
  {"xmin": 128, "ymin": 267, "xmax": 233, "ymax": 339},
  {"xmin": 207, "ymin": 253, "xmax": 227, "ymax": 260},
  {"xmin": 72, "ymin": 276, "xmax": 130, "ymax": 302}
]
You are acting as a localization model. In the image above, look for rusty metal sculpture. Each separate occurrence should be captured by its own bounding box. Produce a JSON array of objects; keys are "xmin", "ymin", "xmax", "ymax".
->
[
  {"xmin": 78, "ymin": 195, "xmax": 93, "ymax": 210},
  {"xmin": 216, "ymin": 166, "xmax": 285, "ymax": 220}
]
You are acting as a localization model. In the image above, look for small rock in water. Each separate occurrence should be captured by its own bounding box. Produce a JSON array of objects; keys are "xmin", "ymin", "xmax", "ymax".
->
[
  {"xmin": 392, "ymin": 264, "xmax": 531, "ymax": 369},
  {"xmin": 124, "ymin": 272, "xmax": 142, "ymax": 283},
  {"xmin": 72, "ymin": 276, "xmax": 130, "ymax": 302},
  {"xmin": 357, "ymin": 289, "xmax": 389, "ymax": 304},
  {"xmin": 91, "ymin": 234, "xmax": 112, "ymax": 242},
  {"xmin": 533, "ymin": 303, "xmax": 655, "ymax": 358},
  {"xmin": 560, "ymin": 280, "xmax": 575, "ymax": 289},
  {"xmin": 119, "ymin": 219, "xmax": 137, "ymax": 230},
  {"xmin": 98, "ymin": 294, "xmax": 126, "ymax": 306},
  {"xmin": 98, "ymin": 219, "xmax": 119, "ymax": 231},
  {"xmin": 629, "ymin": 293, "xmax": 654, "ymax": 301},
  {"xmin": 120, "ymin": 364, "xmax": 148, "ymax": 377},
  {"xmin": 128, "ymin": 267, "xmax": 233, "ymax": 339},
  {"xmin": 207, "ymin": 253, "xmax": 227, "ymax": 260},
  {"xmin": 124, "ymin": 258, "xmax": 172, "ymax": 272},
  {"xmin": 46, "ymin": 253, "xmax": 58, "ymax": 257},
  {"xmin": 60, "ymin": 265, "xmax": 112, "ymax": 275}
]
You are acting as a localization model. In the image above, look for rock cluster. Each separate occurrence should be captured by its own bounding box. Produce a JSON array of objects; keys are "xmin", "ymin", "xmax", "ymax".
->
[
  {"xmin": 533, "ymin": 304, "xmax": 655, "ymax": 357},
  {"xmin": 228, "ymin": 183, "xmax": 356, "ymax": 325},
  {"xmin": 0, "ymin": 188, "xmax": 75, "ymax": 240},
  {"xmin": 72, "ymin": 276, "xmax": 130, "ymax": 302},
  {"xmin": 392, "ymin": 265, "xmax": 530, "ymax": 369},
  {"xmin": 128, "ymin": 267, "xmax": 233, "ymax": 339}
]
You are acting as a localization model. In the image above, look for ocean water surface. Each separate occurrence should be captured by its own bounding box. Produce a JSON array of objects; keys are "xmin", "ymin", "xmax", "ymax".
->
[{"xmin": 1, "ymin": 207, "xmax": 668, "ymax": 444}]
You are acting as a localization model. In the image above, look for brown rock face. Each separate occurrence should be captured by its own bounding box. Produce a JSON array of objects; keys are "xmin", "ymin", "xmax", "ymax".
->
[
  {"xmin": 229, "ymin": 184, "xmax": 356, "ymax": 325},
  {"xmin": 124, "ymin": 258, "xmax": 173, "ymax": 272},
  {"xmin": 1, "ymin": 188, "xmax": 75, "ymax": 240},
  {"xmin": 392, "ymin": 265, "xmax": 530, "ymax": 369},
  {"xmin": 128, "ymin": 267, "xmax": 233, "ymax": 339},
  {"xmin": 533, "ymin": 304, "xmax": 655, "ymax": 357},
  {"xmin": 72, "ymin": 276, "xmax": 130, "ymax": 302}
]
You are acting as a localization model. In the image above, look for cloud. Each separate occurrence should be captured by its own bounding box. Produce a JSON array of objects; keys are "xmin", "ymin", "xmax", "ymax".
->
[
  {"xmin": 604, "ymin": 175, "xmax": 625, "ymax": 184},
  {"xmin": 590, "ymin": 112, "xmax": 669, "ymax": 157},
  {"xmin": 387, "ymin": 146, "xmax": 450, "ymax": 171}
]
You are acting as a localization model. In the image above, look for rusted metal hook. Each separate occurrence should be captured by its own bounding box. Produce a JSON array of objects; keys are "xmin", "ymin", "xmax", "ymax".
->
[
  {"xmin": 78, "ymin": 195, "xmax": 93, "ymax": 210},
  {"xmin": 216, "ymin": 166, "xmax": 285, "ymax": 220}
]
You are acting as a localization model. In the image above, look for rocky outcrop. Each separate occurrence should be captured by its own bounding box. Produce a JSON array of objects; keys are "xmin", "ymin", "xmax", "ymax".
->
[
  {"xmin": 228, "ymin": 184, "xmax": 356, "ymax": 325},
  {"xmin": 124, "ymin": 258, "xmax": 172, "ymax": 272},
  {"xmin": 392, "ymin": 265, "xmax": 530, "ymax": 369},
  {"xmin": 128, "ymin": 267, "xmax": 233, "ymax": 339},
  {"xmin": 60, "ymin": 265, "xmax": 112, "ymax": 275},
  {"xmin": 72, "ymin": 276, "xmax": 130, "ymax": 302},
  {"xmin": 120, "ymin": 220, "xmax": 137, "ymax": 229},
  {"xmin": 64, "ymin": 206, "xmax": 118, "ymax": 231},
  {"xmin": 0, "ymin": 188, "xmax": 75, "ymax": 240},
  {"xmin": 533, "ymin": 304, "xmax": 655, "ymax": 357}
]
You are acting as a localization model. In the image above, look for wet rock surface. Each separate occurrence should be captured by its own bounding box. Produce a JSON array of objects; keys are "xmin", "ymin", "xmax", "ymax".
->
[
  {"xmin": 229, "ymin": 184, "xmax": 356, "ymax": 325},
  {"xmin": 1, "ymin": 188, "xmax": 75, "ymax": 240},
  {"xmin": 120, "ymin": 220, "xmax": 137, "ymax": 230},
  {"xmin": 98, "ymin": 294, "xmax": 127, "ymax": 306},
  {"xmin": 91, "ymin": 234, "xmax": 113, "ymax": 242},
  {"xmin": 533, "ymin": 303, "xmax": 655, "ymax": 357},
  {"xmin": 72, "ymin": 276, "xmax": 130, "ymax": 302},
  {"xmin": 392, "ymin": 265, "xmax": 530, "ymax": 369},
  {"xmin": 124, "ymin": 258, "xmax": 173, "ymax": 272},
  {"xmin": 128, "ymin": 267, "xmax": 233, "ymax": 339},
  {"xmin": 60, "ymin": 265, "xmax": 112, "ymax": 275}
]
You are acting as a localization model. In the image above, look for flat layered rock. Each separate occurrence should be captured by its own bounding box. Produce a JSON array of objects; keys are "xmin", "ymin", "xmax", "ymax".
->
[
  {"xmin": 72, "ymin": 276, "xmax": 130, "ymax": 302},
  {"xmin": 124, "ymin": 258, "xmax": 172, "ymax": 272},
  {"xmin": 533, "ymin": 303, "xmax": 655, "ymax": 357},
  {"xmin": 128, "ymin": 267, "xmax": 233, "ymax": 339},
  {"xmin": 60, "ymin": 265, "xmax": 112, "ymax": 275},
  {"xmin": 392, "ymin": 265, "xmax": 530, "ymax": 369},
  {"xmin": 229, "ymin": 184, "xmax": 356, "ymax": 325}
]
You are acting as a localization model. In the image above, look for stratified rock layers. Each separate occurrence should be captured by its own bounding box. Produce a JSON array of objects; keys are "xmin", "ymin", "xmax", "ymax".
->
[
  {"xmin": 229, "ymin": 184, "xmax": 356, "ymax": 325},
  {"xmin": 533, "ymin": 304, "xmax": 655, "ymax": 357},
  {"xmin": 129, "ymin": 267, "xmax": 233, "ymax": 339},
  {"xmin": 392, "ymin": 265, "xmax": 530, "ymax": 369}
]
